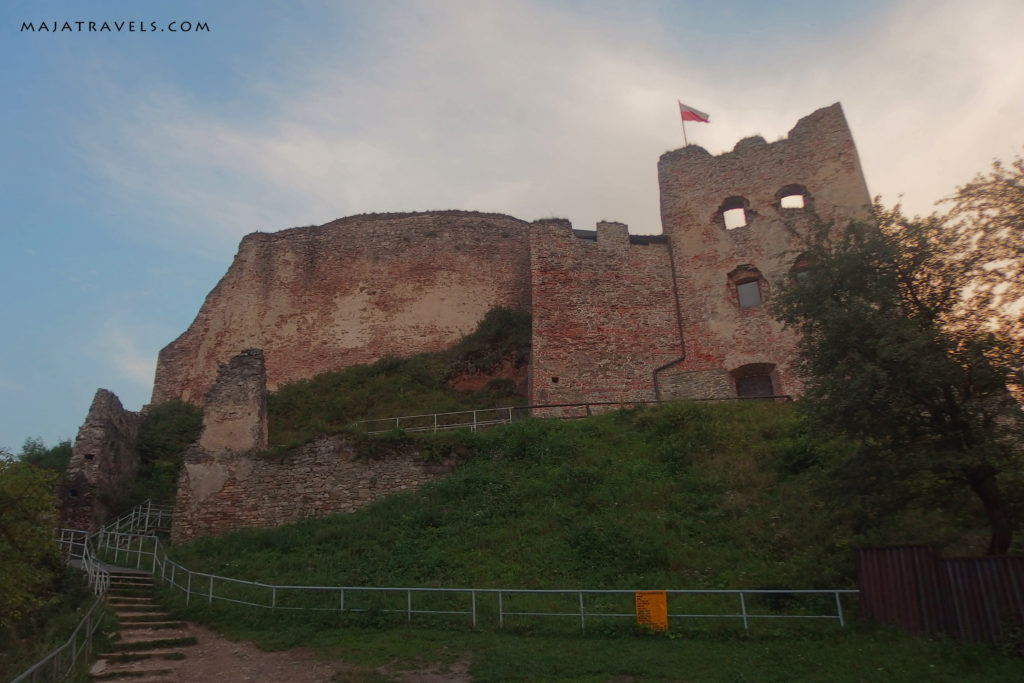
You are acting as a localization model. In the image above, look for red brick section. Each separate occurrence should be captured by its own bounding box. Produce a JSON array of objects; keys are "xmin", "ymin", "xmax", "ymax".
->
[
  {"xmin": 152, "ymin": 212, "xmax": 532, "ymax": 404},
  {"xmin": 657, "ymin": 103, "xmax": 873, "ymax": 398},
  {"xmin": 528, "ymin": 220, "xmax": 682, "ymax": 411}
]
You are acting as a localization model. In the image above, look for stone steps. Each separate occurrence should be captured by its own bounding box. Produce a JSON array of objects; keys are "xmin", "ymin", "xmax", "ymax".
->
[{"xmin": 90, "ymin": 572, "xmax": 197, "ymax": 682}]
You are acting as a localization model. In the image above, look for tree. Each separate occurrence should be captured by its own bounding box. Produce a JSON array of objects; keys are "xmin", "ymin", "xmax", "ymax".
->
[
  {"xmin": 773, "ymin": 199, "xmax": 1023, "ymax": 555},
  {"xmin": 0, "ymin": 452, "xmax": 62, "ymax": 641},
  {"xmin": 19, "ymin": 436, "xmax": 73, "ymax": 471},
  {"xmin": 943, "ymin": 152, "xmax": 1024, "ymax": 377}
]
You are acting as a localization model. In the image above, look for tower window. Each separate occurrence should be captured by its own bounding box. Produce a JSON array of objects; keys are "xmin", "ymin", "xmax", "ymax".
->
[
  {"xmin": 776, "ymin": 184, "xmax": 810, "ymax": 211},
  {"xmin": 719, "ymin": 196, "xmax": 751, "ymax": 230},
  {"xmin": 728, "ymin": 264, "xmax": 766, "ymax": 309},
  {"xmin": 724, "ymin": 208, "xmax": 748, "ymax": 229},
  {"xmin": 736, "ymin": 280, "xmax": 761, "ymax": 308}
]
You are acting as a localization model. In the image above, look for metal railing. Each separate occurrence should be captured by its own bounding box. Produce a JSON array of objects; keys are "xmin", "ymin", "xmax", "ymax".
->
[
  {"xmin": 10, "ymin": 534, "xmax": 112, "ymax": 682},
  {"xmin": 350, "ymin": 397, "xmax": 792, "ymax": 435},
  {"xmin": 88, "ymin": 529, "xmax": 856, "ymax": 635},
  {"xmin": 102, "ymin": 499, "xmax": 175, "ymax": 535},
  {"xmin": 10, "ymin": 501, "xmax": 171, "ymax": 683},
  {"xmin": 9, "ymin": 598, "xmax": 108, "ymax": 683}
]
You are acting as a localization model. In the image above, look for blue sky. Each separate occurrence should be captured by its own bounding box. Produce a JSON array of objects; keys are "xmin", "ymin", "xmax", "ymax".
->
[{"xmin": 2, "ymin": 0, "xmax": 1023, "ymax": 452}]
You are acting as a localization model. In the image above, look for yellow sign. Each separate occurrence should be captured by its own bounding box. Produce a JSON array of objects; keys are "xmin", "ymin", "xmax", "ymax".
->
[{"xmin": 635, "ymin": 590, "xmax": 669, "ymax": 632}]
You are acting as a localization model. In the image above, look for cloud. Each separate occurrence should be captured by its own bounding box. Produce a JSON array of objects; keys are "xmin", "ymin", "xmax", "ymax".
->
[
  {"xmin": 77, "ymin": 0, "xmax": 1024, "ymax": 246},
  {"xmin": 104, "ymin": 328, "xmax": 157, "ymax": 390}
]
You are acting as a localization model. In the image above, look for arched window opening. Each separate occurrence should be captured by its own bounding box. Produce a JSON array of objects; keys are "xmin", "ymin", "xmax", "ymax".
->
[
  {"xmin": 776, "ymin": 184, "xmax": 809, "ymax": 210},
  {"xmin": 731, "ymin": 363, "xmax": 777, "ymax": 398},
  {"xmin": 719, "ymin": 196, "xmax": 750, "ymax": 230}
]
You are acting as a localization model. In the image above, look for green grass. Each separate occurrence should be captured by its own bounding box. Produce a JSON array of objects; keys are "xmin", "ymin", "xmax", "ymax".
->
[
  {"xmin": 147, "ymin": 608, "xmax": 1024, "ymax": 682},
  {"xmin": 159, "ymin": 400, "xmax": 1020, "ymax": 679},
  {"xmin": 172, "ymin": 402, "xmax": 994, "ymax": 592}
]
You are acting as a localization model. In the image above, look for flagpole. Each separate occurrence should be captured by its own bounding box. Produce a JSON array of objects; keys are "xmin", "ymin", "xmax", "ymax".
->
[{"xmin": 682, "ymin": 119, "xmax": 688, "ymax": 146}]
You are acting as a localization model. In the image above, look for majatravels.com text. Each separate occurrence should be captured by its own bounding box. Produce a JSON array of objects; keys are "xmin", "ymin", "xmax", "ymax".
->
[{"xmin": 21, "ymin": 20, "xmax": 210, "ymax": 33}]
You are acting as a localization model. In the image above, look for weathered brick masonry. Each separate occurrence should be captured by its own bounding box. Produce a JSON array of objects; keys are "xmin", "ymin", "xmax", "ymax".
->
[
  {"xmin": 152, "ymin": 103, "xmax": 871, "ymax": 410},
  {"xmin": 59, "ymin": 389, "xmax": 142, "ymax": 530},
  {"xmin": 529, "ymin": 220, "xmax": 681, "ymax": 408},
  {"xmin": 171, "ymin": 348, "xmax": 459, "ymax": 541},
  {"xmin": 657, "ymin": 103, "xmax": 872, "ymax": 398},
  {"xmin": 153, "ymin": 211, "xmax": 532, "ymax": 404}
]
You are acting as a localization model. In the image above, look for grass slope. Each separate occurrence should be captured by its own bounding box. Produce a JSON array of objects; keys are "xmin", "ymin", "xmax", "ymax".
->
[
  {"xmin": 164, "ymin": 402, "xmax": 1016, "ymax": 680},
  {"xmin": 172, "ymin": 402, "xmax": 990, "ymax": 590}
]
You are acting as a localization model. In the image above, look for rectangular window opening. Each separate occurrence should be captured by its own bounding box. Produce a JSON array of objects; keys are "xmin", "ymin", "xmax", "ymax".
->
[
  {"xmin": 724, "ymin": 208, "xmax": 748, "ymax": 230},
  {"xmin": 780, "ymin": 194, "xmax": 805, "ymax": 209},
  {"xmin": 737, "ymin": 280, "xmax": 761, "ymax": 308}
]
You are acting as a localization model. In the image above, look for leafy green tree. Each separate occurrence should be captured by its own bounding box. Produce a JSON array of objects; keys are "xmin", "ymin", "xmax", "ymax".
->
[
  {"xmin": 19, "ymin": 437, "xmax": 73, "ymax": 471},
  {"xmin": 774, "ymin": 201, "xmax": 1023, "ymax": 555},
  {"xmin": 117, "ymin": 400, "xmax": 202, "ymax": 511},
  {"xmin": 0, "ymin": 452, "xmax": 62, "ymax": 641}
]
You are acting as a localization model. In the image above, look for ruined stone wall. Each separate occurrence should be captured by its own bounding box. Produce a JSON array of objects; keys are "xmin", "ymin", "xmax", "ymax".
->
[
  {"xmin": 171, "ymin": 347, "xmax": 459, "ymax": 541},
  {"xmin": 657, "ymin": 103, "xmax": 873, "ymax": 398},
  {"xmin": 171, "ymin": 436, "xmax": 457, "ymax": 541},
  {"xmin": 199, "ymin": 349, "xmax": 268, "ymax": 454},
  {"xmin": 153, "ymin": 211, "xmax": 532, "ymax": 404},
  {"xmin": 528, "ymin": 220, "xmax": 682, "ymax": 408},
  {"xmin": 59, "ymin": 389, "xmax": 142, "ymax": 531}
]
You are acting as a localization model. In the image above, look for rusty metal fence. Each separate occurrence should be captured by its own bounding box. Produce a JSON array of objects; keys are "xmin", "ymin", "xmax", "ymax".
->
[{"xmin": 856, "ymin": 546, "xmax": 1024, "ymax": 643}]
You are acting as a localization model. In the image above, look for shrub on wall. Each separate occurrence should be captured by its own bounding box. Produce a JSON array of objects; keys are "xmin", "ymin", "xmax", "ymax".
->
[{"xmin": 116, "ymin": 400, "xmax": 202, "ymax": 510}]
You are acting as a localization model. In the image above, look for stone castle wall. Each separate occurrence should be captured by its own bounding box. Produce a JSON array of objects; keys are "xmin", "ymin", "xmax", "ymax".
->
[
  {"xmin": 153, "ymin": 211, "xmax": 532, "ymax": 404},
  {"xmin": 59, "ymin": 389, "xmax": 142, "ymax": 531},
  {"xmin": 528, "ymin": 220, "xmax": 682, "ymax": 408},
  {"xmin": 199, "ymin": 349, "xmax": 268, "ymax": 454},
  {"xmin": 171, "ymin": 435, "xmax": 458, "ymax": 542},
  {"xmin": 152, "ymin": 103, "xmax": 871, "ymax": 412},
  {"xmin": 171, "ymin": 349, "xmax": 458, "ymax": 541}
]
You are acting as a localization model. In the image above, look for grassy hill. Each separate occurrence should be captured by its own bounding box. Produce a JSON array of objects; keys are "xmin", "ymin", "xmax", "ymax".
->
[
  {"xmin": 171, "ymin": 401, "xmax": 991, "ymax": 591},
  {"xmin": 162, "ymin": 401, "xmax": 1016, "ymax": 681}
]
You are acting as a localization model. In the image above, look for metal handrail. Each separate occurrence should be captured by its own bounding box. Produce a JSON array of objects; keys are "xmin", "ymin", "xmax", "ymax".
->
[
  {"xmin": 88, "ymin": 530, "xmax": 856, "ymax": 635},
  {"xmin": 10, "ymin": 533, "xmax": 111, "ymax": 682},
  {"xmin": 351, "ymin": 396, "xmax": 792, "ymax": 435},
  {"xmin": 11, "ymin": 500, "xmax": 172, "ymax": 683}
]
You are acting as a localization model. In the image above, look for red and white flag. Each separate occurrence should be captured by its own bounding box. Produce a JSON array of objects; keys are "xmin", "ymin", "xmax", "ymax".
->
[{"xmin": 678, "ymin": 101, "xmax": 710, "ymax": 123}]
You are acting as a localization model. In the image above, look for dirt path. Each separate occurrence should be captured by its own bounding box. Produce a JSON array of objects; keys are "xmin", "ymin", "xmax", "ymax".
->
[
  {"xmin": 174, "ymin": 622, "xmax": 471, "ymax": 683},
  {"xmin": 172, "ymin": 623, "xmax": 339, "ymax": 682}
]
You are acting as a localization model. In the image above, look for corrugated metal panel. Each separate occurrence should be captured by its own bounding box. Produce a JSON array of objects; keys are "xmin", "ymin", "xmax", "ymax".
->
[
  {"xmin": 856, "ymin": 546, "xmax": 1024, "ymax": 643},
  {"xmin": 856, "ymin": 546, "xmax": 948, "ymax": 635},
  {"xmin": 944, "ymin": 556, "xmax": 1024, "ymax": 642}
]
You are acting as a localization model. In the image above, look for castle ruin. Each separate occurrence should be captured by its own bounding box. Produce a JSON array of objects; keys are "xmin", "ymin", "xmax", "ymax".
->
[
  {"xmin": 63, "ymin": 103, "xmax": 872, "ymax": 536},
  {"xmin": 154, "ymin": 103, "xmax": 871, "ymax": 408}
]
